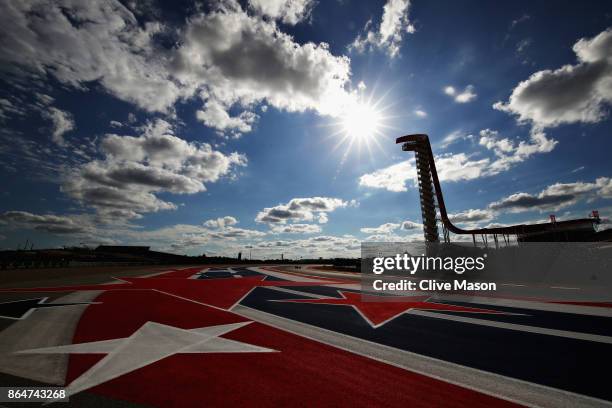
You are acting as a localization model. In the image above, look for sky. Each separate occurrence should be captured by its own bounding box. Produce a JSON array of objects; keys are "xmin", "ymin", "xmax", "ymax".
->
[{"xmin": 0, "ymin": 0, "xmax": 611, "ymax": 258}]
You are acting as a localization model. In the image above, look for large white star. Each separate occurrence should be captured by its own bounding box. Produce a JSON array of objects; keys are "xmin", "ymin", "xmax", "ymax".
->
[{"xmin": 17, "ymin": 321, "xmax": 276, "ymax": 399}]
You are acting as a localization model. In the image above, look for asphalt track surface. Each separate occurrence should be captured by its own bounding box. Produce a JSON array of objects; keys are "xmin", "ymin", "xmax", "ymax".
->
[{"xmin": 0, "ymin": 265, "xmax": 610, "ymax": 407}]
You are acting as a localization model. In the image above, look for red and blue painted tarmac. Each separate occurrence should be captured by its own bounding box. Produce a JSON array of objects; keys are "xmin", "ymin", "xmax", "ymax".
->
[{"xmin": 0, "ymin": 265, "xmax": 610, "ymax": 407}]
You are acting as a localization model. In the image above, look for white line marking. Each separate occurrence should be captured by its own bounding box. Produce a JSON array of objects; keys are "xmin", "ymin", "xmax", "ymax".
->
[
  {"xmin": 550, "ymin": 286, "xmax": 581, "ymax": 290},
  {"xmin": 233, "ymin": 305, "xmax": 612, "ymax": 408},
  {"xmin": 434, "ymin": 295, "xmax": 612, "ymax": 317},
  {"xmin": 265, "ymin": 287, "xmax": 330, "ymax": 299},
  {"xmin": 189, "ymin": 268, "xmax": 209, "ymax": 279},
  {"xmin": 251, "ymin": 267, "xmax": 328, "ymax": 282},
  {"xmin": 409, "ymin": 310, "xmax": 612, "ymax": 344}
]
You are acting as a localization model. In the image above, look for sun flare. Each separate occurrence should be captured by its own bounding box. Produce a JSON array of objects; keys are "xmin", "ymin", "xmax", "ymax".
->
[
  {"xmin": 340, "ymin": 102, "xmax": 383, "ymax": 141},
  {"xmin": 325, "ymin": 85, "xmax": 393, "ymax": 168}
]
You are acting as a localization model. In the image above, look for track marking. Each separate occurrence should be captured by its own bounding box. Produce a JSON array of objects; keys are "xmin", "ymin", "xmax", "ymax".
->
[
  {"xmin": 265, "ymin": 286, "xmax": 331, "ymax": 299},
  {"xmin": 408, "ymin": 310, "xmax": 612, "ymax": 344},
  {"xmin": 233, "ymin": 304, "xmax": 612, "ymax": 408}
]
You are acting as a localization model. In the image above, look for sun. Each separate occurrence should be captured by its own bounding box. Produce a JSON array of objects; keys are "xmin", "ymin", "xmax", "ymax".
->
[
  {"xmin": 323, "ymin": 83, "xmax": 394, "ymax": 169},
  {"xmin": 340, "ymin": 101, "xmax": 383, "ymax": 142}
]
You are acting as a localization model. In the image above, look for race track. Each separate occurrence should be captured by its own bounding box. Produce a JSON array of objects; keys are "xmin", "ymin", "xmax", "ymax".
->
[{"xmin": 0, "ymin": 265, "xmax": 610, "ymax": 407}]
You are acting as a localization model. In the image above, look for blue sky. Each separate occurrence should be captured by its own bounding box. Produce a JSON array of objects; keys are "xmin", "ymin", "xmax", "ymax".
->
[{"xmin": 0, "ymin": 0, "xmax": 611, "ymax": 258}]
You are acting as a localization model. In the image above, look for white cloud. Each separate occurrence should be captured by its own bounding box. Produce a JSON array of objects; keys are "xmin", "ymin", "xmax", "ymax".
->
[
  {"xmin": 207, "ymin": 226, "xmax": 266, "ymax": 240},
  {"xmin": 350, "ymin": 0, "xmax": 414, "ymax": 58},
  {"xmin": 252, "ymin": 234, "xmax": 361, "ymax": 258},
  {"xmin": 203, "ymin": 216, "xmax": 239, "ymax": 229},
  {"xmin": 256, "ymin": 197, "xmax": 350, "ymax": 224},
  {"xmin": 445, "ymin": 85, "xmax": 477, "ymax": 103},
  {"xmin": 0, "ymin": 211, "xmax": 92, "ymax": 234},
  {"xmin": 44, "ymin": 107, "xmax": 75, "ymax": 146},
  {"xmin": 119, "ymin": 216, "xmax": 265, "ymax": 250},
  {"xmin": 0, "ymin": 210, "xmax": 269, "ymax": 253},
  {"xmin": 248, "ymin": 0, "xmax": 315, "ymax": 25},
  {"xmin": 359, "ymin": 160, "xmax": 414, "ymax": 192},
  {"xmin": 63, "ymin": 119, "xmax": 246, "ymax": 219},
  {"xmin": 439, "ymin": 130, "xmax": 471, "ymax": 148},
  {"xmin": 360, "ymin": 222, "xmax": 399, "ymax": 234},
  {"xmin": 400, "ymin": 220, "xmax": 422, "ymax": 230},
  {"xmin": 478, "ymin": 128, "xmax": 556, "ymax": 174},
  {"xmin": 360, "ymin": 127, "xmax": 556, "ymax": 192},
  {"xmin": 489, "ymin": 177, "xmax": 612, "ymax": 213},
  {"xmin": 433, "ymin": 153, "xmax": 490, "ymax": 182},
  {"xmin": 317, "ymin": 213, "xmax": 329, "ymax": 224},
  {"xmin": 173, "ymin": 2, "xmax": 355, "ymax": 135},
  {"xmin": 270, "ymin": 223, "xmax": 322, "ymax": 234},
  {"xmin": 449, "ymin": 209, "xmax": 494, "ymax": 223},
  {"xmin": 494, "ymin": 28, "xmax": 612, "ymax": 128},
  {"xmin": 196, "ymin": 101, "xmax": 258, "ymax": 136},
  {"xmin": 360, "ymin": 220, "xmax": 422, "ymax": 235},
  {"xmin": 0, "ymin": 0, "xmax": 182, "ymax": 113},
  {"xmin": 0, "ymin": 0, "xmax": 357, "ymax": 138},
  {"xmin": 478, "ymin": 129, "xmax": 514, "ymax": 154},
  {"xmin": 414, "ymin": 109, "xmax": 427, "ymax": 117}
]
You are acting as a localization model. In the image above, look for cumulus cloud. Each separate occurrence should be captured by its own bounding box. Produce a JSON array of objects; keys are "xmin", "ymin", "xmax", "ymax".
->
[
  {"xmin": 435, "ymin": 153, "xmax": 490, "ymax": 182},
  {"xmin": 0, "ymin": 0, "xmax": 182, "ymax": 113},
  {"xmin": 63, "ymin": 119, "xmax": 246, "ymax": 219},
  {"xmin": 359, "ymin": 153, "xmax": 492, "ymax": 192},
  {"xmin": 350, "ymin": 0, "xmax": 415, "ymax": 58},
  {"xmin": 360, "ymin": 220, "xmax": 422, "ymax": 236},
  {"xmin": 358, "ymin": 160, "xmax": 414, "ymax": 192},
  {"xmin": 477, "ymin": 128, "xmax": 556, "ymax": 174},
  {"xmin": 173, "ymin": 1, "xmax": 355, "ymax": 136},
  {"xmin": 489, "ymin": 177, "xmax": 612, "ymax": 213},
  {"xmin": 270, "ymin": 223, "xmax": 322, "ymax": 234},
  {"xmin": 196, "ymin": 101, "xmax": 258, "ymax": 136},
  {"xmin": 444, "ymin": 85, "xmax": 477, "ymax": 103},
  {"xmin": 203, "ymin": 216, "xmax": 239, "ymax": 229},
  {"xmin": 494, "ymin": 28, "xmax": 612, "ymax": 128},
  {"xmin": 414, "ymin": 109, "xmax": 427, "ymax": 117},
  {"xmin": 0, "ymin": 210, "xmax": 268, "ymax": 253},
  {"xmin": 361, "ymin": 127, "xmax": 556, "ymax": 193},
  {"xmin": 0, "ymin": 211, "xmax": 91, "ymax": 234},
  {"xmin": 449, "ymin": 209, "xmax": 494, "ymax": 223},
  {"xmin": 0, "ymin": 0, "xmax": 357, "ymax": 138},
  {"xmin": 250, "ymin": 234, "xmax": 361, "ymax": 258},
  {"xmin": 248, "ymin": 0, "xmax": 315, "ymax": 25},
  {"xmin": 360, "ymin": 222, "xmax": 400, "ymax": 234},
  {"xmin": 207, "ymin": 226, "xmax": 266, "ymax": 240},
  {"xmin": 256, "ymin": 197, "xmax": 352, "ymax": 224}
]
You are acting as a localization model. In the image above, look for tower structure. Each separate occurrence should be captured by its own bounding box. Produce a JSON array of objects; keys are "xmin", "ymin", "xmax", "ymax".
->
[{"xmin": 396, "ymin": 133, "xmax": 601, "ymax": 244}]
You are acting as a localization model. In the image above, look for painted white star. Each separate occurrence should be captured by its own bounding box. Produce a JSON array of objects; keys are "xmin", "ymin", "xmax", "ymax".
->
[{"xmin": 17, "ymin": 321, "xmax": 276, "ymax": 399}]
